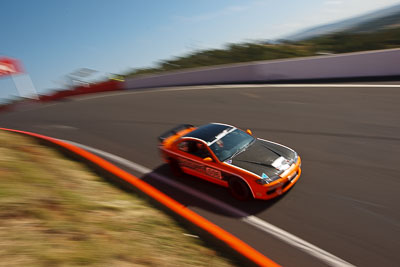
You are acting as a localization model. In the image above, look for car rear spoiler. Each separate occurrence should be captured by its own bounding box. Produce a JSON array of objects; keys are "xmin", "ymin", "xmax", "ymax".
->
[{"xmin": 158, "ymin": 124, "xmax": 194, "ymax": 143}]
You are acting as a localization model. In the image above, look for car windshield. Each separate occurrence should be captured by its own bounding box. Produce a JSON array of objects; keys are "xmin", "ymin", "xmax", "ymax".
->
[{"xmin": 209, "ymin": 129, "xmax": 255, "ymax": 162}]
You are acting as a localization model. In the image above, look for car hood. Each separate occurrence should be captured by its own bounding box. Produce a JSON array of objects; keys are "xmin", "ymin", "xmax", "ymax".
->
[{"xmin": 228, "ymin": 139, "xmax": 296, "ymax": 181}]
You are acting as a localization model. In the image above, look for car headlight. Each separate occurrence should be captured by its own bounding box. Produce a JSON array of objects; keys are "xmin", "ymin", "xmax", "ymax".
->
[
  {"xmin": 256, "ymin": 175, "xmax": 280, "ymax": 185},
  {"xmin": 290, "ymin": 152, "xmax": 298, "ymax": 165}
]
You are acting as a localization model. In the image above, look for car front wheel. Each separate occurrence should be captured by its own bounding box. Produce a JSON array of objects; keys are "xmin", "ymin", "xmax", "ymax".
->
[{"xmin": 228, "ymin": 177, "xmax": 252, "ymax": 200}]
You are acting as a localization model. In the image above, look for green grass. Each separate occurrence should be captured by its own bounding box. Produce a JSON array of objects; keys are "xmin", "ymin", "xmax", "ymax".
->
[{"xmin": 0, "ymin": 131, "xmax": 236, "ymax": 267}]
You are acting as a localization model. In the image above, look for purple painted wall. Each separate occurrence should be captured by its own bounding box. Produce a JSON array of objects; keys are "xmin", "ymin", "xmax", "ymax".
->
[{"xmin": 124, "ymin": 49, "xmax": 400, "ymax": 89}]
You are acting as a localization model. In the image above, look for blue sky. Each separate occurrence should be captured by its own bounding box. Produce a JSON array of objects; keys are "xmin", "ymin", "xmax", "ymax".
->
[{"xmin": 1, "ymin": 0, "xmax": 399, "ymax": 102}]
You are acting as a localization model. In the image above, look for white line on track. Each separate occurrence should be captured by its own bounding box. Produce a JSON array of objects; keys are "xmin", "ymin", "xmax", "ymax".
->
[
  {"xmin": 60, "ymin": 138, "xmax": 355, "ymax": 267},
  {"xmin": 72, "ymin": 83, "xmax": 400, "ymax": 102}
]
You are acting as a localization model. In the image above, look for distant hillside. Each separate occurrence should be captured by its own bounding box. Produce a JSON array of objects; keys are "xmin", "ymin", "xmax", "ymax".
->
[
  {"xmin": 286, "ymin": 3, "xmax": 400, "ymax": 41},
  {"xmin": 349, "ymin": 11, "xmax": 400, "ymax": 33},
  {"xmin": 125, "ymin": 26, "xmax": 400, "ymax": 78},
  {"xmin": 124, "ymin": 3, "xmax": 400, "ymax": 78}
]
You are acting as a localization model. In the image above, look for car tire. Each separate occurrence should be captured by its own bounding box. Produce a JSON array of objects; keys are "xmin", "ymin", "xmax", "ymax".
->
[
  {"xmin": 168, "ymin": 158, "xmax": 183, "ymax": 177},
  {"xmin": 228, "ymin": 177, "xmax": 252, "ymax": 200}
]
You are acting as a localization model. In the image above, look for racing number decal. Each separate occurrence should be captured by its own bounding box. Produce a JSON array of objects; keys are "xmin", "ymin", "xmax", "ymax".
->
[
  {"xmin": 179, "ymin": 158, "xmax": 222, "ymax": 180},
  {"xmin": 206, "ymin": 167, "xmax": 222, "ymax": 179},
  {"xmin": 179, "ymin": 158, "xmax": 202, "ymax": 171}
]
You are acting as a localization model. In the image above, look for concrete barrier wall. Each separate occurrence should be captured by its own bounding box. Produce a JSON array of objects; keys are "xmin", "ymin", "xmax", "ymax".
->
[
  {"xmin": 124, "ymin": 48, "xmax": 400, "ymax": 89},
  {"xmin": 253, "ymin": 48, "xmax": 400, "ymax": 80},
  {"xmin": 124, "ymin": 64, "xmax": 259, "ymax": 89}
]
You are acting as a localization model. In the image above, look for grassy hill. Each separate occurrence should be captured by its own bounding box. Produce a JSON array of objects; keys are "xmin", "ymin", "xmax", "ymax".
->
[{"xmin": 0, "ymin": 130, "xmax": 236, "ymax": 267}]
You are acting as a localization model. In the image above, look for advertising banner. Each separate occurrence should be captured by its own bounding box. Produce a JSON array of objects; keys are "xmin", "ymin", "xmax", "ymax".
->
[{"xmin": 0, "ymin": 57, "xmax": 24, "ymax": 77}]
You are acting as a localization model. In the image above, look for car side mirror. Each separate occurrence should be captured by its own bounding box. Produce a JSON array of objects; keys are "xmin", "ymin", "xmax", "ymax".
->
[
  {"xmin": 203, "ymin": 157, "xmax": 213, "ymax": 162},
  {"xmin": 246, "ymin": 129, "xmax": 253, "ymax": 135}
]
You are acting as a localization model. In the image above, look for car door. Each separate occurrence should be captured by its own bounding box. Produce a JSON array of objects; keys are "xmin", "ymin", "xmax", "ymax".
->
[{"xmin": 176, "ymin": 139, "xmax": 227, "ymax": 186}]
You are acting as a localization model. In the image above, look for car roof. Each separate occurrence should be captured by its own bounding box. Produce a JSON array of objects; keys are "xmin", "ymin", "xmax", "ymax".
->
[{"xmin": 183, "ymin": 123, "xmax": 234, "ymax": 144}]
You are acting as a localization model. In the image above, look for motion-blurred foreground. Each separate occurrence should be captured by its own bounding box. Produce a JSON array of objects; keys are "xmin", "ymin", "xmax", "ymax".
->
[{"xmin": 0, "ymin": 131, "xmax": 235, "ymax": 267}]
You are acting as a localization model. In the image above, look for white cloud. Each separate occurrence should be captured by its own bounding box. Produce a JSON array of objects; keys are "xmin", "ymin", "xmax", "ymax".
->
[
  {"xmin": 324, "ymin": 0, "xmax": 343, "ymax": 5},
  {"xmin": 273, "ymin": 0, "xmax": 400, "ymax": 38},
  {"xmin": 174, "ymin": 2, "xmax": 260, "ymax": 23},
  {"xmin": 170, "ymin": 0, "xmax": 400, "ymax": 47}
]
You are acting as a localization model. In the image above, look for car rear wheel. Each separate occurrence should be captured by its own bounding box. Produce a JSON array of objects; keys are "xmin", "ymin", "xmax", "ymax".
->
[
  {"xmin": 228, "ymin": 177, "xmax": 252, "ymax": 200},
  {"xmin": 168, "ymin": 158, "xmax": 183, "ymax": 177}
]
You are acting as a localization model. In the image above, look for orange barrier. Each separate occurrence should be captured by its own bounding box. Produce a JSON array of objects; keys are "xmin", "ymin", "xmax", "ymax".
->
[{"xmin": 0, "ymin": 127, "xmax": 280, "ymax": 267}]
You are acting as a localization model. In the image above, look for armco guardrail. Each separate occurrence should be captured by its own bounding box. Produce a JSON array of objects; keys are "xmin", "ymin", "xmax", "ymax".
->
[
  {"xmin": 40, "ymin": 80, "xmax": 123, "ymax": 102},
  {"xmin": 124, "ymin": 48, "xmax": 400, "ymax": 89},
  {"xmin": 0, "ymin": 80, "xmax": 124, "ymax": 113}
]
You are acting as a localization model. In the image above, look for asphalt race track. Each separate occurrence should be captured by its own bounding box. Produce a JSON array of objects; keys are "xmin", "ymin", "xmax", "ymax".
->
[{"xmin": 1, "ymin": 83, "xmax": 399, "ymax": 266}]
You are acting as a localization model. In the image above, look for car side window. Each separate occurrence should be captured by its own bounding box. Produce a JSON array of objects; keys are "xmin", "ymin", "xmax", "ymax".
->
[
  {"xmin": 193, "ymin": 141, "xmax": 212, "ymax": 158},
  {"xmin": 178, "ymin": 141, "xmax": 190, "ymax": 153},
  {"xmin": 178, "ymin": 140, "xmax": 211, "ymax": 158}
]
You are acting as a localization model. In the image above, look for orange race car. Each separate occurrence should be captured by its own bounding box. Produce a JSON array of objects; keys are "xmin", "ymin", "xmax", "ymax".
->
[{"xmin": 158, "ymin": 123, "xmax": 301, "ymax": 200}]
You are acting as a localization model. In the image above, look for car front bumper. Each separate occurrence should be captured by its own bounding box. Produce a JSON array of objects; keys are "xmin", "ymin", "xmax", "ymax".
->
[{"xmin": 253, "ymin": 156, "xmax": 302, "ymax": 200}]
